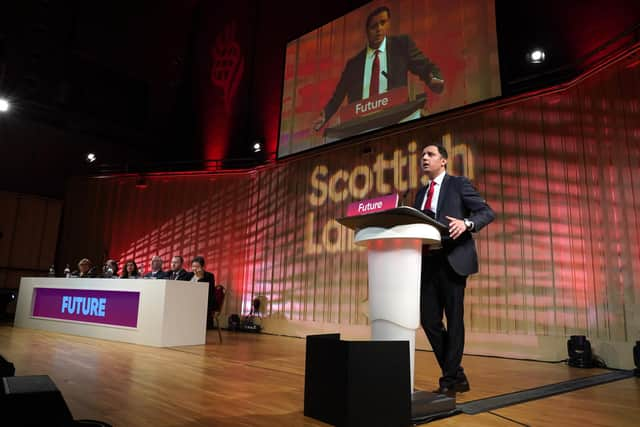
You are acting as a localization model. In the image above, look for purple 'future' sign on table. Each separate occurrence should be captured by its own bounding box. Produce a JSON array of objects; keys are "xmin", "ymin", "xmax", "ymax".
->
[{"xmin": 32, "ymin": 288, "xmax": 140, "ymax": 328}]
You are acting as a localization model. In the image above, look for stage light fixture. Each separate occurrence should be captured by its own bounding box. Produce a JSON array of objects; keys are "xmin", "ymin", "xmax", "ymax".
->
[
  {"xmin": 526, "ymin": 48, "xmax": 546, "ymax": 64},
  {"xmin": 634, "ymin": 341, "xmax": 639, "ymax": 376},
  {"xmin": 86, "ymin": 152, "xmax": 97, "ymax": 163},
  {"xmin": 135, "ymin": 175, "xmax": 148, "ymax": 189},
  {"xmin": 0, "ymin": 97, "xmax": 10, "ymax": 112},
  {"xmin": 567, "ymin": 335, "xmax": 593, "ymax": 368}
]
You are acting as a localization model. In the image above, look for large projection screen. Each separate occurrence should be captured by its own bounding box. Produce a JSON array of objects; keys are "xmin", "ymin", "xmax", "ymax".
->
[{"xmin": 278, "ymin": 0, "xmax": 501, "ymax": 158}]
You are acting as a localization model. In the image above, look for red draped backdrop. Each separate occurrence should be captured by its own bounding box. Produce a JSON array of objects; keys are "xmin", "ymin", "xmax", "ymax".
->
[{"xmin": 59, "ymin": 51, "xmax": 640, "ymax": 367}]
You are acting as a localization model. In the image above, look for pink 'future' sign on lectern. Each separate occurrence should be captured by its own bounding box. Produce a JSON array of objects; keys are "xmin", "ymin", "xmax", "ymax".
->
[{"xmin": 346, "ymin": 194, "xmax": 399, "ymax": 217}]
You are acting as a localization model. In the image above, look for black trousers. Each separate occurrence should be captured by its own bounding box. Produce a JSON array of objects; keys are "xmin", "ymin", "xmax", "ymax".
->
[{"xmin": 420, "ymin": 251, "xmax": 467, "ymax": 387}]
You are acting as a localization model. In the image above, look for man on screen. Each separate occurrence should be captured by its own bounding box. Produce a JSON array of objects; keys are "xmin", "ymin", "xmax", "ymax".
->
[
  {"xmin": 414, "ymin": 144, "xmax": 494, "ymax": 397},
  {"xmin": 312, "ymin": 6, "xmax": 444, "ymax": 131}
]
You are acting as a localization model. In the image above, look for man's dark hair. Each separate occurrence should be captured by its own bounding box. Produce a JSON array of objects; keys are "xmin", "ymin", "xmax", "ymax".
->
[
  {"xmin": 366, "ymin": 6, "xmax": 391, "ymax": 29},
  {"xmin": 425, "ymin": 143, "xmax": 448, "ymax": 159},
  {"xmin": 192, "ymin": 255, "xmax": 205, "ymax": 267},
  {"xmin": 105, "ymin": 259, "xmax": 118, "ymax": 274},
  {"xmin": 173, "ymin": 255, "xmax": 184, "ymax": 263}
]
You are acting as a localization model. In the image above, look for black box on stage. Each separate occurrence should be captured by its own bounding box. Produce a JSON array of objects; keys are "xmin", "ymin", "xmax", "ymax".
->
[
  {"xmin": 304, "ymin": 334, "xmax": 411, "ymax": 427},
  {"xmin": 0, "ymin": 375, "xmax": 74, "ymax": 426},
  {"xmin": 0, "ymin": 354, "xmax": 15, "ymax": 377}
]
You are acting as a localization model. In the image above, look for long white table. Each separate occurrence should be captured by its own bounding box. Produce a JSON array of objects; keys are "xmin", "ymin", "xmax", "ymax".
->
[{"xmin": 14, "ymin": 277, "xmax": 209, "ymax": 347}]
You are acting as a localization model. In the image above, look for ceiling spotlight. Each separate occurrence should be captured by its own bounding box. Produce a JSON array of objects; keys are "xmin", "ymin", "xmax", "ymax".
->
[
  {"xmin": 0, "ymin": 98, "xmax": 10, "ymax": 113},
  {"xmin": 253, "ymin": 141, "xmax": 263, "ymax": 153},
  {"xmin": 135, "ymin": 175, "xmax": 148, "ymax": 189},
  {"xmin": 527, "ymin": 48, "xmax": 546, "ymax": 64},
  {"xmin": 86, "ymin": 153, "xmax": 97, "ymax": 163}
]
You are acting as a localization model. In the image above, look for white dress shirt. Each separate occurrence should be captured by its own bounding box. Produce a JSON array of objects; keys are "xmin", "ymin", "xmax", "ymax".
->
[
  {"xmin": 362, "ymin": 37, "xmax": 388, "ymax": 99},
  {"xmin": 420, "ymin": 171, "xmax": 446, "ymax": 214}
]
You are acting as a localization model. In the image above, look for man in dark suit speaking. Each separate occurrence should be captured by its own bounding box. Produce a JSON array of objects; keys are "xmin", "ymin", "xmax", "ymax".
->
[
  {"xmin": 414, "ymin": 144, "xmax": 495, "ymax": 397},
  {"xmin": 313, "ymin": 6, "xmax": 444, "ymax": 131}
]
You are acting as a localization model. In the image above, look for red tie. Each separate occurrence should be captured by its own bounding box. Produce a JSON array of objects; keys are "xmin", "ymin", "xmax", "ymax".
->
[
  {"xmin": 370, "ymin": 50, "xmax": 380, "ymax": 96},
  {"xmin": 424, "ymin": 181, "xmax": 436, "ymax": 212}
]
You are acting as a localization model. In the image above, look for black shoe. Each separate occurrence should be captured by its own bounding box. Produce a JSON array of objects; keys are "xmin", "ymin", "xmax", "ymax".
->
[
  {"xmin": 432, "ymin": 386, "xmax": 456, "ymax": 397},
  {"xmin": 454, "ymin": 379, "xmax": 470, "ymax": 393},
  {"xmin": 433, "ymin": 379, "xmax": 470, "ymax": 396}
]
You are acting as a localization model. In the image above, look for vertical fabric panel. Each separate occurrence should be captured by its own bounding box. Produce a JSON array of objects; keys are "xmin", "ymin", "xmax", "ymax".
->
[
  {"xmin": 37, "ymin": 199, "xmax": 63, "ymax": 270},
  {"xmin": 0, "ymin": 192, "xmax": 62, "ymax": 288},
  {"xmin": 10, "ymin": 198, "xmax": 47, "ymax": 269},
  {"xmin": 0, "ymin": 193, "xmax": 19, "ymax": 268}
]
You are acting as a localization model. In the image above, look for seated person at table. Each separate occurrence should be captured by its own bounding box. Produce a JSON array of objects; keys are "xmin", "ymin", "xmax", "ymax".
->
[
  {"xmin": 120, "ymin": 260, "xmax": 141, "ymax": 279},
  {"xmin": 143, "ymin": 256, "xmax": 167, "ymax": 279},
  {"xmin": 73, "ymin": 258, "xmax": 97, "ymax": 278},
  {"xmin": 167, "ymin": 256, "xmax": 193, "ymax": 281},
  {"xmin": 102, "ymin": 259, "xmax": 119, "ymax": 278},
  {"xmin": 190, "ymin": 256, "xmax": 216, "ymax": 328}
]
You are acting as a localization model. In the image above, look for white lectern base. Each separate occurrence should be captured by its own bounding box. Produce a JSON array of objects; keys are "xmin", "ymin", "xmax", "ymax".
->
[
  {"xmin": 339, "ymin": 208, "xmax": 453, "ymax": 422},
  {"xmin": 355, "ymin": 223, "xmax": 441, "ymax": 392}
]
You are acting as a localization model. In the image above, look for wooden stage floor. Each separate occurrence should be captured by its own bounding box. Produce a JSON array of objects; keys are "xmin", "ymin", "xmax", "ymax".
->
[{"xmin": 0, "ymin": 326, "xmax": 638, "ymax": 426}]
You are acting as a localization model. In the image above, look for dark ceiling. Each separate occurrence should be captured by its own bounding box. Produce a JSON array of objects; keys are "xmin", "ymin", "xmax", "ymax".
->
[{"xmin": 0, "ymin": 0, "xmax": 638, "ymax": 197}]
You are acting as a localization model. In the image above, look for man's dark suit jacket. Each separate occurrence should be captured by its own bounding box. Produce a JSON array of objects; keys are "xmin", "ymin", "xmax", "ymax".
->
[
  {"xmin": 168, "ymin": 269, "xmax": 193, "ymax": 281},
  {"xmin": 143, "ymin": 270, "xmax": 168, "ymax": 279},
  {"xmin": 323, "ymin": 35, "xmax": 442, "ymax": 122},
  {"xmin": 414, "ymin": 174, "xmax": 495, "ymax": 277}
]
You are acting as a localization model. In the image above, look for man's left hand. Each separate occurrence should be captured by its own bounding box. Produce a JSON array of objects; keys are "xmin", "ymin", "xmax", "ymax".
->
[{"xmin": 446, "ymin": 216, "xmax": 467, "ymax": 240}]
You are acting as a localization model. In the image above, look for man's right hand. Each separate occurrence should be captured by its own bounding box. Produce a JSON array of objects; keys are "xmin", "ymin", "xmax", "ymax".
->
[
  {"xmin": 427, "ymin": 76, "xmax": 445, "ymax": 94},
  {"xmin": 312, "ymin": 111, "xmax": 326, "ymax": 131}
]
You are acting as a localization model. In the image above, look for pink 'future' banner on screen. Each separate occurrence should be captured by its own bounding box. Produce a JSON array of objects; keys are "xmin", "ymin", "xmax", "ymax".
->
[
  {"xmin": 32, "ymin": 288, "xmax": 140, "ymax": 328},
  {"xmin": 346, "ymin": 193, "xmax": 398, "ymax": 217},
  {"xmin": 339, "ymin": 87, "xmax": 408, "ymax": 122}
]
